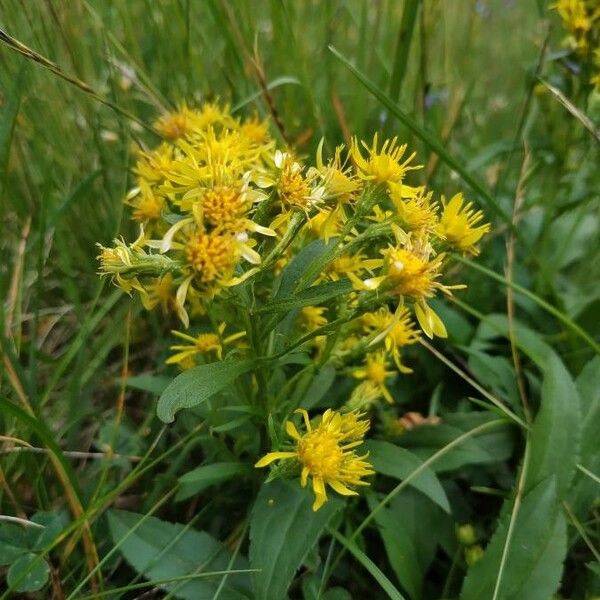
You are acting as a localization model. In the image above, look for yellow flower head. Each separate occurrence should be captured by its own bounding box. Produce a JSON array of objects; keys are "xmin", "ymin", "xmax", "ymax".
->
[
  {"xmin": 361, "ymin": 306, "xmax": 420, "ymax": 373},
  {"xmin": 346, "ymin": 381, "xmax": 383, "ymax": 411},
  {"xmin": 239, "ymin": 116, "xmax": 272, "ymax": 146},
  {"xmin": 552, "ymin": 0, "xmax": 598, "ymax": 53},
  {"xmin": 155, "ymin": 102, "xmax": 238, "ymax": 140},
  {"xmin": 166, "ymin": 324, "xmax": 245, "ymax": 368},
  {"xmin": 353, "ymin": 351, "xmax": 396, "ymax": 404},
  {"xmin": 308, "ymin": 207, "xmax": 346, "ymax": 242},
  {"xmin": 382, "ymin": 241, "xmax": 444, "ymax": 300},
  {"xmin": 154, "ymin": 104, "xmax": 199, "ymax": 140},
  {"xmin": 437, "ymin": 193, "xmax": 490, "ymax": 255},
  {"xmin": 133, "ymin": 143, "xmax": 176, "ymax": 185},
  {"xmin": 141, "ymin": 273, "xmax": 175, "ymax": 312},
  {"xmin": 185, "ymin": 230, "xmax": 240, "ymax": 290},
  {"xmin": 255, "ymin": 409, "xmax": 374, "ymax": 511},
  {"xmin": 300, "ymin": 306, "xmax": 328, "ymax": 331},
  {"xmin": 126, "ymin": 180, "xmax": 166, "ymax": 225},
  {"xmin": 275, "ymin": 151, "xmax": 314, "ymax": 210},
  {"xmin": 351, "ymin": 133, "xmax": 422, "ymax": 185},
  {"xmin": 388, "ymin": 183, "xmax": 439, "ymax": 233},
  {"xmin": 314, "ymin": 140, "xmax": 362, "ymax": 203}
]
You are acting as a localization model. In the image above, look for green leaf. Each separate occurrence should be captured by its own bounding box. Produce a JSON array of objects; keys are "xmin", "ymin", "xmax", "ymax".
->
[
  {"xmin": 157, "ymin": 359, "xmax": 256, "ymax": 423},
  {"xmin": 368, "ymin": 490, "xmax": 446, "ymax": 600},
  {"xmin": 461, "ymin": 477, "xmax": 565, "ymax": 600},
  {"xmin": 275, "ymin": 239, "xmax": 333, "ymax": 298},
  {"xmin": 388, "ymin": 0, "xmax": 419, "ymax": 102},
  {"xmin": 527, "ymin": 354, "xmax": 580, "ymax": 496},
  {"xmin": 569, "ymin": 356, "xmax": 600, "ymax": 515},
  {"xmin": 399, "ymin": 413, "xmax": 515, "ymax": 473},
  {"xmin": 125, "ymin": 374, "xmax": 171, "ymax": 395},
  {"xmin": 249, "ymin": 479, "xmax": 341, "ymax": 600},
  {"xmin": 0, "ymin": 521, "xmax": 30, "ymax": 565},
  {"xmin": 0, "ymin": 523, "xmax": 28, "ymax": 564},
  {"xmin": 576, "ymin": 356, "xmax": 600, "ymax": 465},
  {"xmin": 329, "ymin": 529, "xmax": 407, "ymax": 600},
  {"xmin": 107, "ymin": 510, "xmax": 251, "ymax": 600},
  {"xmin": 256, "ymin": 280, "xmax": 353, "ymax": 314},
  {"xmin": 176, "ymin": 462, "xmax": 249, "ymax": 501},
  {"xmin": 7, "ymin": 552, "xmax": 50, "ymax": 593},
  {"xmin": 364, "ymin": 440, "xmax": 450, "ymax": 513},
  {"xmin": 300, "ymin": 364, "xmax": 337, "ymax": 409},
  {"xmin": 29, "ymin": 510, "xmax": 70, "ymax": 552},
  {"xmin": 473, "ymin": 313, "xmax": 559, "ymax": 370}
]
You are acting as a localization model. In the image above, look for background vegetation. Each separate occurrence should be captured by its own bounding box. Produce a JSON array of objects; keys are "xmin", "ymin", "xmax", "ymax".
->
[{"xmin": 1, "ymin": 1, "xmax": 599, "ymax": 598}]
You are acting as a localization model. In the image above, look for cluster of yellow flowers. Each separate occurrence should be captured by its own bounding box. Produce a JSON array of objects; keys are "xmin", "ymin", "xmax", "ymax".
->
[
  {"xmin": 98, "ymin": 102, "xmax": 490, "ymax": 509},
  {"xmin": 553, "ymin": 0, "xmax": 600, "ymax": 89}
]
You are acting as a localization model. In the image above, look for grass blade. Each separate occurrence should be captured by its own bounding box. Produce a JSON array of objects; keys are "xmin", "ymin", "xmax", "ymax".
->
[{"xmin": 389, "ymin": 0, "xmax": 419, "ymax": 102}]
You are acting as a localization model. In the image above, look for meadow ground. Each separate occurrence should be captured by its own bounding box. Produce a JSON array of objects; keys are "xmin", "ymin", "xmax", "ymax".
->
[{"xmin": 1, "ymin": 1, "xmax": 599, "ymax": 599}]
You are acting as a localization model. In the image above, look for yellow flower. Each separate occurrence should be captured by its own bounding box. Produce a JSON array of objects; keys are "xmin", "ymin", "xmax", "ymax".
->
[
  {"xmin": 154, "ymin": 104, "xmax": 198, "ymax": 140},
  {"xmin": 360, "ymin": 306, "xmax": 420, "ymax": 373},
  {"xmin": 381, "ymin": 239, "xmax": 445, "ymax": 300},
  {"xmin": 346, "ymin": 381, "xmax": 383, "ymax": 411},
  {"xmin": 307, "ymin": 206, "xmax": 346, "ymax": 242},
  {"xmin": 239, "ymin": 116, "xmax": 272, "ymax": 146},
  {"xmin": 257, "ymin": 151, "xmax": 325, "ymax": 231},
  {"xmin": 126, "ymin": 180, "xmax": 166, "ymax": 225},
  {"xmin": 300, "ymin": 306, "xmax": 328, "ymax": 331},
  {"xmin": 154, "ymin": 102, "xmax": 238, "ymax": 140},
  {"xmin": 351, "ymin": 133, "xmax": 421, "ymax": 186},
  {"xmin": 552, "ymin": 0, "xmax": 598, "ymax": 53},
  {"xmin": 166, "ymin": 324, "xmax": 245, "ymax": 367},
  {"xmin": 388, "ymin": 183, "xmax": 439, "ymax": 233},
  {"xmin": 437, "ymin": 193, "xmax": 490, "ymax": 255},
  {"xmin": 97, "ymin": 229, "xmax": 177, "ymax": 297},
  {"xmin": 133, "ymin": 143, "xmax": 176, "ymax": 185},
  {"xmin": 141, "ymin": 273, "xmax": 175, "ymax": 312},
  {"xmin": 299, "ymin": 306, "xmax": 328, "ymax": 350},
  {"xmin": 324, "ymin": 251, "xmax": 378, "ymax": 283},
  {"xmin": 352, "ymin": 351, "xmax": 396, "ymax": 404},
  {"xmin": 314, "ymin": 140, "xmax": 362, "ymax": 203},
  {"xmin": 255, "ymin": 409, "xmax": 374, "ymax": 511}
]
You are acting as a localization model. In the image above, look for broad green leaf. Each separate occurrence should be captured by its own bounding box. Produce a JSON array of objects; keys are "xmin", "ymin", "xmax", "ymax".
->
[
  {"xmin": 256, "ymin": 279, "xmax": 353, "ymax": 314},
  {"xmin": 107, "ymin": 510, "xmax": 251, "ymax": 600},
  {"xmin": 473, "ymin": 313, "xmax": 558, "ymax": 370},
  {"xmin": 364, "ymin": 440, "xmax": 450, "ymax": 513},
  {"xmin": 29, "ymin": 510, "xmax": 70, "ymax": 552},
  {"xmin": 368, "ymin": 490, "xmax": 446, "ymax": 600},
  {"xmin": 399, "ymin": 414, "xmax": 515, "ymax": 473},
  {"xmin": 301, "ymin": 364, "xmax": 337, "ymax": 409},
  {"xmin": 527, "ymin": 354, "xmax": 580, "ymax": 496},
  {"xmin": 275, "ymin": 239, "xmax": 333, "ymax": 298},
  {"xmin": 466, "ymin": 350, "xmax": 520, "ymax": 407},
  {"xmin": 570, "ymin": 356, "xmax": 600, "ymax": 515},
  {"xmin": 329, "ymin": 529, "xmax": 406, "ymax": 600},
  {"xmin": 576, "ymin": 356, "xmax": 600, "ymax": 465},
  {"xmin": 7, "ymin": 552, "xmax": 50, "ymax": 593},
  {"xmin": 125, "ymin": 373, "xmax": 171, "ymax": 395},
  {"xmin": 461, "ymin": 477, "xmax": 564, "ymax": 600},
  {"xmin": 249, "ymin": 479, "xmax": 341, "ymax": 600},
  {"xmin": 176, "ymin": 462, "xmax": 249, "ymax": 501},
  {"xmin": 157, "ymin": 359, "xmax": 256, "ymax": 423},
  {"xmin": 0, "ymin": 523, "xmax": 28, "ymax": 564}
]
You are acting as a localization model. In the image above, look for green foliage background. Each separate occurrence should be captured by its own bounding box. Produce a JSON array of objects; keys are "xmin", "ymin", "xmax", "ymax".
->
[{"xmin": 0, "ymin": 1, "xmax": 599, "ymax": 598}]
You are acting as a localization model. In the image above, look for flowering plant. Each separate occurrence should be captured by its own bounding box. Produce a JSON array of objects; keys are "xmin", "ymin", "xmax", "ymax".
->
[{"xmin": 98, "ymin": 102, "xmax": 489, "ymax": 513}]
